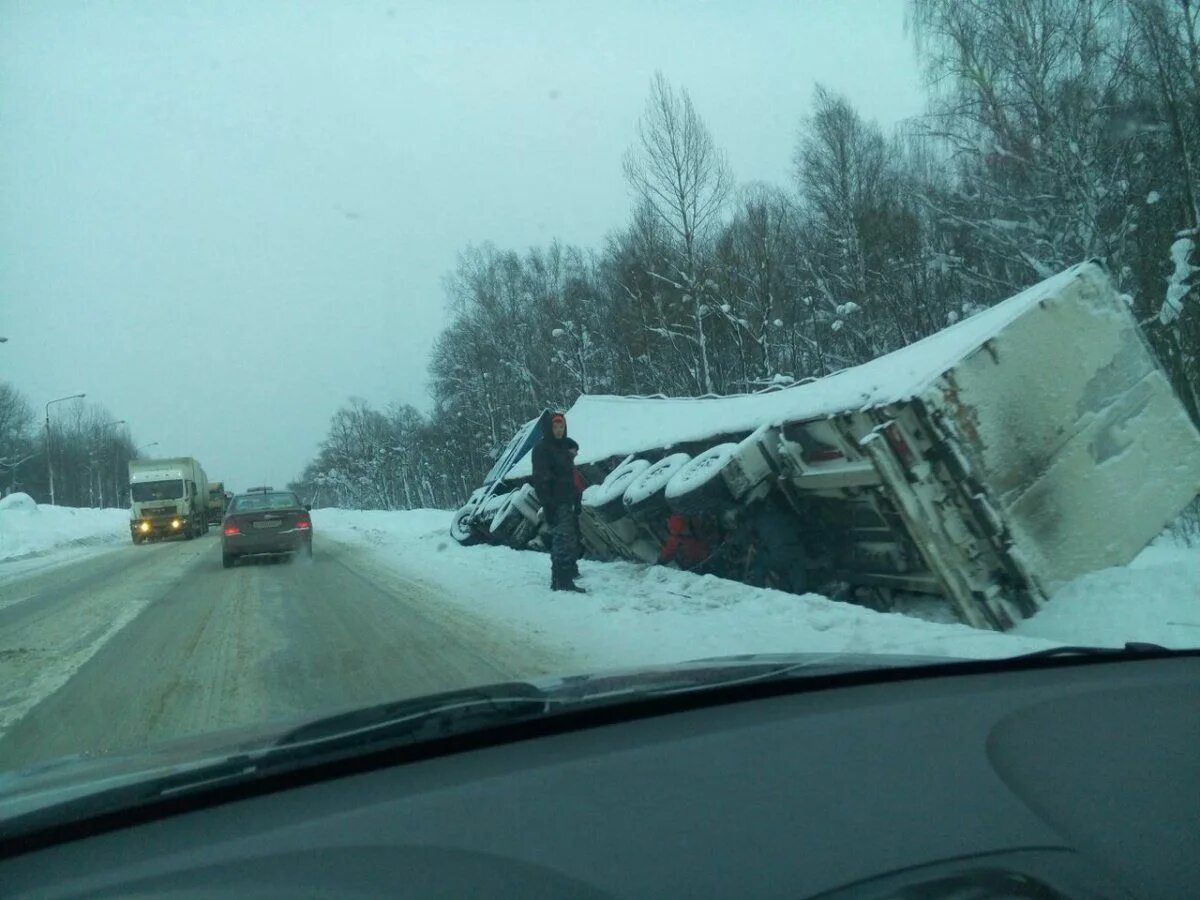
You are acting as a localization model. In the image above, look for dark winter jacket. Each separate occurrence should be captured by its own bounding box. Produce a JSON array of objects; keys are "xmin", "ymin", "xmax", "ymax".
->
[{"xmin": 532, "ymin": 418, "xmax": 577, "ymax": 516}]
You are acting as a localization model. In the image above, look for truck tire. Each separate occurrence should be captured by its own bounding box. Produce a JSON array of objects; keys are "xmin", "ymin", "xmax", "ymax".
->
[
  {"xmin": 623, "ymin": 453, "xmax": 692, "ymax": 522},
  {"xmin": 450, "ymin": 505, "xmax": 481, "ymax": 546},
  {"xmin": 132, "ymin": 534, "xmax": 143, "ymax": 545},
  {"xmin": 665, "ymin": 443, "xmax": 740, "ymax": 515},
  {"xmin": 582, "ymin": 459, "xmax": 651, "ymax": 522},
  {"xmin": 184, "ymin": 517, "xmax": 196, "ymax": 540}
]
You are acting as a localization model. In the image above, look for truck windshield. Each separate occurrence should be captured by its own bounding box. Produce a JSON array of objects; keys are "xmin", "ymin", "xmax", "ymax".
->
[{"xmin": 131, "ymin": 480, "xmax": 184, "ymax": 502}]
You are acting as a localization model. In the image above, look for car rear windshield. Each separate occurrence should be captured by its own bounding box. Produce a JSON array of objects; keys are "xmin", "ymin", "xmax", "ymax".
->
[
  {"xmin": 229, "ymin": 492, "xmax": 301, "ymax": 513},
  {"xmin": 131, "ymin": 480, "xmax": 184, "ymax": 502}
]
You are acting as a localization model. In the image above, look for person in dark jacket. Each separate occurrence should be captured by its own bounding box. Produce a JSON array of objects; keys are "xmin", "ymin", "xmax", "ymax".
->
[
  {"xmin": 532, "ymin": 413, "xmax": 585, "ymax": 592},
  {"xmin": 728, "ymin": 497, "xmax": 810, "ymax": 594}
]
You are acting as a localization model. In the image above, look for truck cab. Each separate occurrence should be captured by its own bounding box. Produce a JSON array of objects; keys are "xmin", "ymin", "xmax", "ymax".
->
[
  {"xmin": 206, "ymin": 481, "xmax": 227, "ymax": 525},
  {"xmin": 129, "ymin": 457, "xmax": 210, "ymax": 543}
]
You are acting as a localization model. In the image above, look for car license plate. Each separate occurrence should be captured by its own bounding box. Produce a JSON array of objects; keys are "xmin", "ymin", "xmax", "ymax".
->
[{"xmin": 253, "ymin": 520, "xmax": 280, "ymax": 529}]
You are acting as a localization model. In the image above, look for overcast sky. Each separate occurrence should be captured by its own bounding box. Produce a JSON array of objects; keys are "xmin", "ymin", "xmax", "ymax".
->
[{"xmin": 0, "ymin": 0, "xmax": 924, "ymax": 494}]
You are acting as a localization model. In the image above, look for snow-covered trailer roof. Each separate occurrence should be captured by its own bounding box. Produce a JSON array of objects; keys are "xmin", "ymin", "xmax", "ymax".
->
[{"xmin": 508, "ymin": 263, "xmax": 1090, "ymax": 479}]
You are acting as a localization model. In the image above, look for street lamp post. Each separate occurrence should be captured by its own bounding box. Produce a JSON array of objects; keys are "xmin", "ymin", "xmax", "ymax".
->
[{"xmin": 45, "ymin": 393, "xmax": 86, "ymax": 506}]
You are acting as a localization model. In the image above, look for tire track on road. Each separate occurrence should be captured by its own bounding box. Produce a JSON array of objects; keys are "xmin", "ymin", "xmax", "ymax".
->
[
  {"xmin": 0, "ymin": 537, "xmax": 217, "ymax": 746},
  {"xmin": 0, "ymin": 536, "xmax": 569, "ymax": 770}
]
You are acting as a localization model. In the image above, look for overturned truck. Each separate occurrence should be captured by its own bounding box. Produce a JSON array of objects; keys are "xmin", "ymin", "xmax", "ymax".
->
[{"xmin": 451, "ymin": 261, "xmax": 1200, "ymax": 631}]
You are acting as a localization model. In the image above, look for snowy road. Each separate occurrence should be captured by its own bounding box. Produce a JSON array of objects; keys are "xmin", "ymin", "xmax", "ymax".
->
[
  {"xmin": 0, "ymin": 533, "xmax": 569, "ymax": 770},
  {"xmin": 1, "ymin": 505, "xmax": 1196, "ymax": 772}
]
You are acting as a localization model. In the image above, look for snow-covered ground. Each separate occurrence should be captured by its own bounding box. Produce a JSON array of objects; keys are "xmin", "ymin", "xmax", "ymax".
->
[
  {"xmin": 317, "ymin": 508, "xmax": 1200, "ymax": 668},
  {"xmin": 0, "ymin": 494, "xmax": 129, "ymax": 569}
]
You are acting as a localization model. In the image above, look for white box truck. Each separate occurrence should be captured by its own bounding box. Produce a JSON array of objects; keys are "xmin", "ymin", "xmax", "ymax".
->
[
  {"xmin": 467, "ymin": 261, "xmax": 1200, "ymax": 630},
  {"xmin": 128, "ymin": 457, "xmax": 210, "ymax": 543}
]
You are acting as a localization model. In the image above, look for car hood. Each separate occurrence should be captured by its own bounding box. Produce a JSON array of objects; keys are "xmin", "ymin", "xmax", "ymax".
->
[{"xmin": 0, "ymin": 651, "xmax": 959, "ymax": 824}]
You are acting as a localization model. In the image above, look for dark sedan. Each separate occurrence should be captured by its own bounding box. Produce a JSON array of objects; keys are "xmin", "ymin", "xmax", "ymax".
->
[{"xmin": 221, "ymin": 490, "xmax": 313, "ymax": 569}]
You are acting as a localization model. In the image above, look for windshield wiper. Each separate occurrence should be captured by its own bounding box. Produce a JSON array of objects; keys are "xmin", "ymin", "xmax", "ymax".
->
[
  {"xmin": 268, "ymin": 682, "xmax": 551, "ymax": 756},
  {"xmin": 0, "ymin": 682, "xmax": 555, "ymax": 844}
]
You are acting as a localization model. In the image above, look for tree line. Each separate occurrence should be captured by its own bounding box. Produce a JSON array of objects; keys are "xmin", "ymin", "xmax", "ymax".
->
[
  {"xmin": 0, "ymin": 382, "xmax": 141, "ymax": 508},
  {"xmin": 292, "ymin": 0, "xmax": 1199, "ymax": 510}
]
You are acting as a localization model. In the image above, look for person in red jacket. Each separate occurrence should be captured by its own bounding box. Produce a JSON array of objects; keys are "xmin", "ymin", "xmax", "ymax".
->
[
  {"xmin": 565, "ymin": 438, "xmax": 585, "ymax": 580},
  {"xmin": 658, "ymin": 514, "xmax": 711, "ymax": 571}
]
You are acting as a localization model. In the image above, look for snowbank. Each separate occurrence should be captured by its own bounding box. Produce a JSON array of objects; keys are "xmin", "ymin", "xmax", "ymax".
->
[
  {"xmin": 0, "ymin": 496, "xmax": 129, "ymax": 564},
  {"xmin": 1012, "ymin": 534, "xmax": 1200, "ymax": 648},
  {"xmin": 0, "ymin": 494, "xmax": 37, "ymax": 513},
  {"xmin": 315, "ymin": 507, "xmax": 1200, "ymax": 666}
]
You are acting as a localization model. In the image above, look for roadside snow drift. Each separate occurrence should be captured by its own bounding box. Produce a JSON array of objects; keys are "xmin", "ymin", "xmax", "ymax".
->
[
  {"xmin": 317, "ymin": 508, "xmax": 1200, "ymax": 668},
  {"xmin": 0, "ymin": 494, "xmax": 129, "ymax": 564}
]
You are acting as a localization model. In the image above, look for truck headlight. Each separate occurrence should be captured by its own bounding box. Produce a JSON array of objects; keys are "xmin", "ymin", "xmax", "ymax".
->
[
  {"xmin": 171, "ymin": 519, "xmax": 181, "ymax": 529},
  {"xmin": 139, "ymin": 521, "xmax": 150, "ymax": 533}
]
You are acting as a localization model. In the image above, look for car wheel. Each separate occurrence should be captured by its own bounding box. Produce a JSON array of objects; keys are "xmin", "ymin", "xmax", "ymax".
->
[
  {"xmin": 450, "ymin": 505, "xmax": 481, "ymax": 546},
  {"xmin": 665, "ymin": 443, "xmax": 740, "ymax": 515},
  {"xmin": 306, "ymin": 540, "xmax": 313, "ymax": 558},
  {"xmin": 222, "ymin": 552, "xmax": 235, "ymax": 569}
]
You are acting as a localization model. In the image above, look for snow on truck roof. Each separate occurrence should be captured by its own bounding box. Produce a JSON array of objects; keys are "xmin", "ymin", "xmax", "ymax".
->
[{"xmin": 508, "ymin": 262, "xmax": 1100, "ymax": 478}]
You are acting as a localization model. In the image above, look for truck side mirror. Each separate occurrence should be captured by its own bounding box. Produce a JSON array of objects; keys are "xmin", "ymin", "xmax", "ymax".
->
[{"xmin": 305, "ymin": 503, "xmax": 312, "ymax": 511}]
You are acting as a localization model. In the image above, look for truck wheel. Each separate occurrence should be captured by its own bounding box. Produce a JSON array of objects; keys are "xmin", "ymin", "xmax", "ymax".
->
[
  {"xmin": 665, "ymin": 443, "xmax": 740, "ymax": 515},
  {"xmin": 222, "ymin": 552, "xmax": 235, "ymax": 569},
  {"xmin": 450, "ymin": 505, "xmax": 481, "ymax": 546},
  {"xmin": 583, "ymin": 459, "xmax": 651, "ymax": 522},
  {"xmin": 183, "ymin": 520, "xmax": 196, "ymax": 540},
  {"xmin": 623, "ymin": 453, "xmax": 692, "ymax": 522},
  {"xmin": 132, "ymin": 534, "xmax": 143, "ymax": 545}
]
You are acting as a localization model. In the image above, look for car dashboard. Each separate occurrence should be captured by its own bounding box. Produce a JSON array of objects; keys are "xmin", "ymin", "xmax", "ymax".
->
[{"xmin": 1, "ymin": 656, "xmax": 1196, "ymax": 898}]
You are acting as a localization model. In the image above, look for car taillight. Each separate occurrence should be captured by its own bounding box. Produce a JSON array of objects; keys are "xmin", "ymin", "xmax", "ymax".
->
[
  {"xmin": 296, "ymin": 519, "xmax": 311, "ymax": 530},
  {"xmin": 223, "ymin": 523, "xmax": 240, "ymax": 535}
]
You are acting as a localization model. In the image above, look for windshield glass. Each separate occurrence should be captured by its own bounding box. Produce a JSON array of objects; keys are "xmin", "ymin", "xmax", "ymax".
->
[
  {"xmin": 130, "ymin": 481, "xmax": 183, "ymax": 502},
  {"xmin": 1, "ymin": 0, "xmax": 1197, "ymax": 826}
]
